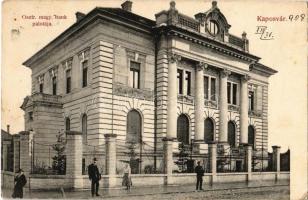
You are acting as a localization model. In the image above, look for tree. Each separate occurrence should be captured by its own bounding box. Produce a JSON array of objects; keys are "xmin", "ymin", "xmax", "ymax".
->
[{"xmin": 52, "ymin": 131, "xmax": 66, "ymax": 175}]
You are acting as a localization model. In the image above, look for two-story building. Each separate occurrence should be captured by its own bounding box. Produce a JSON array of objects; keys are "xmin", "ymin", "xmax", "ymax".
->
[{"xmin": 21, "ymin": 1, "xmax": 277, "ymax": 175}]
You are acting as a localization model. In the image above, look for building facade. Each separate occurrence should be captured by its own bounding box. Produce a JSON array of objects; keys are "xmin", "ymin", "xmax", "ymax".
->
[{"xmin": 21, "ymin": 1, "xmax": 277, "ymax": 175}]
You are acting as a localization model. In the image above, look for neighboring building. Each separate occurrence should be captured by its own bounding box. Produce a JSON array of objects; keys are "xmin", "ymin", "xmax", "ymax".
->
[
  {"xmin": 1, "ymin": 125, "xmax": 14, "ymax": 172},
  {"xmin": 21, "ymin": 1, "xmax": 277, "ymax": 174}
]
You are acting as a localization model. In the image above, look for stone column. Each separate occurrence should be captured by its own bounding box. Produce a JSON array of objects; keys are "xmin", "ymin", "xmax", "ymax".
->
[
  {"xmin": 219, "ymin": 69, "xmax": 230, "ymax": 143},
  {"xmin": 167, "ymin": 53, "xmax": 181, "ymax": 139},
  {"xmin": 240, "ymin": 75, "xmax": 250, "ymax": 144},
  {"xmin": 245, "ymin": 144, "xmax": 252, "ymax": 182},
  {"xmin": 272, "ymin": 146, "xmax": 281, "ymax": 181},
  {"xmin": 13, "ymin": 135, "xmax": 20, "ymax": 172},
  {"xmin": 194, "ymin": 62, "xmax": 206, "ymax": 142},
  {"xmin": 208, "ymin": 142, "xmax": 217, "ymax": 185},
  {"xmin": 66, "ymin": 131, "xmax": 83, "ymax": 189},
  {"xmin": 19, "ymin": 131, "xmax": 31, "ymax": 175},
  {"xmin": 163, "ymin": 138, "xmax": 174, "ymax": 185},
  {"xmin": 104, "ymin": 134, "xmax": 117, "ymax": 187}
]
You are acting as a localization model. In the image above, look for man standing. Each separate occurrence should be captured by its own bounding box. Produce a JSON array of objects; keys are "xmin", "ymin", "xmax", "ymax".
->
[
  {"xmin": 88, "ymin": 158, "xmax": 101, "ymax": 197},
  {"xmin": 195, "ymin": 161, "xmax": 204, "ymax": 191}
]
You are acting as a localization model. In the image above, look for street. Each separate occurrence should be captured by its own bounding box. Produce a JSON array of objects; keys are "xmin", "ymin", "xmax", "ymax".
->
[
  {"xmin": 2, "ymin": 184, "xmax": 289, "ymax": 200},
  {"xmin": 102, "ymin": 186, "xmax": 289, "ymax": 200}
]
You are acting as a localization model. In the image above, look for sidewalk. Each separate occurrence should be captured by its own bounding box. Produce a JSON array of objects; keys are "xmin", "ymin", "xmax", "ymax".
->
[{"xmin": 1, "ymin": 180, "xmax": 289, "ymax": 199}]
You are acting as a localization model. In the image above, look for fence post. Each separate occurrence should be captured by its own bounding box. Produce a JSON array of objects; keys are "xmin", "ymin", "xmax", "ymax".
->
[
  {"xmin": 162, "ymin": 137, "xmax": 174, "ymax": 185},
  {"xmin": 13, "ymin": 135, "xmax": 20, "ymax": 172},
  {"xmin": 19, "ymin": 131, "xmax": 31, "ymax": 176},
  {"xmin": 244, "ymin": 144, "xmax": 252, "ymax": 182},
  {"xmin": 208, "ymin": 142, "xmax": 217, "ymax": 185},
  {"xmin": 66, "ymin": 131, "xmax": 83, "ymax": 189},
  {"xmin": 272, "ymin": 146, "xmax": 281, "ymax": 181},
  {"xmin": 104, "ymin": 134, "xmax": 117, "ymax": 187}
]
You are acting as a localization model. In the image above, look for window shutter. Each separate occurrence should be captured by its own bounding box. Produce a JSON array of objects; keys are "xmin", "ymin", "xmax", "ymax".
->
[{"xmin": 256, "ymin": 85, "xmax": 263, "ymax": 111}]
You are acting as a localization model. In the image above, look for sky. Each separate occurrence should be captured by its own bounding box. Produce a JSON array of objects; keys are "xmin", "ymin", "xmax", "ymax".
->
[{"xmin": 2, "ymin": 0, "xmax": 307, "ymax": 171}]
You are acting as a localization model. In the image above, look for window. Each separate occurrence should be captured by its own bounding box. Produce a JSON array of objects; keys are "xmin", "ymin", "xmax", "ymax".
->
[
  {"xmin": 204, "ymin": 76, "xmax": 209, "ymax": 99},
  {"xmin": 185, "ymin": 71, "xmax": 191, "ymax": 95},
  {"xmin": 52, "ymin": 77, "xmax": 57, "ymax": 95},
  {"xmin": 29, "ymin": 112, "xmax": 33, "ymax": 121},
  {"xmin": 177, "ymin": 114, "xmax": 189, "ymax": 145},
  {"xmin": 204, "ymin": 76, "xmax": 216, "ymax": 101},
  {"xmin": 82, "ymin": 114, "xmax": 87, "ymax": 144},
  {"xmin": 66, "ymin": 69, "xmax": 71, "ymax": 94},
  {"xmin": 207, "ymin": 20, "xmax": 219, "ymax": 35},
  {"xmin": 126, "ymin": 110, "xmax": 142, "ymax": 143},
  {"xmin": 204, "ymin": 118, "xmax": 214, "ymax": 143},
  {"xmin": 129, "ymin": 61, "xmax": 140, "ymax": 89},
  {"xmin": 248, "ymin": 125, "xmax": 255, "ymax": 149},
  {"xmin": 39, "ymin": 83, "xmax": 43, "ymax": 93},
  {"xmin": 228, "ymin": 121, "xmax": 236, "ymax": 147},
  {"xmin": 65, "ymin": 118, "xmax": 70, "ymax": 131},
  {"xmin": 248, "ymin": 91, "xmax": 254, "ymax": 111},
  {"xmin": 227, "ymin": 82, "xmax": 238, "ymax": 105},
  {"xmin": 82, "ymin": 60, "xmax": 88, "ymax": 87},
  {"xmin": 177, "ymin": 69, "xmax": 183, "ymax": 94},
  {"xmin": 232, "ymin": 84, "xmax": 237, "ymax": 105}
]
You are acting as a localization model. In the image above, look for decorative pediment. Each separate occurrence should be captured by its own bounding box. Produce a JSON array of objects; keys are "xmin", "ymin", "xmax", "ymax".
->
[{"xmin": 195, "ymin": 1, "xmax": 231, "ymax": 41}]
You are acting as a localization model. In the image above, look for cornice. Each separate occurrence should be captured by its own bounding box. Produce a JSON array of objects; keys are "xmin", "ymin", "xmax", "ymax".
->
[{"xmin": 155, "ymin": 25, "xmax": 260, "ymax": 63}]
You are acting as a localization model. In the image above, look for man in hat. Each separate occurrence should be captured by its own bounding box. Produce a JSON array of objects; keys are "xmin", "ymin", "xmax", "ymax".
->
[
  {"xmin": 88, "ymin": 158, "xmax": 101, "ymax": 197},
  {"xmin": 12, "ymin": 169, "xmax": 27, "ymax": 198},
  {"xmin": 195, "ymin": 161, "xmax": 205, "ymax": 191}
]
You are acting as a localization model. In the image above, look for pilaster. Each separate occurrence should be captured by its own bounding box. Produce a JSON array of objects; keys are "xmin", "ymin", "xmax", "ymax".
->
[{"xmin": 240, "ymin": 74, "xmax": 250, "ymax": 144}]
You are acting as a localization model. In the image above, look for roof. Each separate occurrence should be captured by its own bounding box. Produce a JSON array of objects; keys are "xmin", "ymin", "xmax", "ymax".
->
[
  {"xmin": 1, "ymin": 130, "xmax": 13, "ymax": 141},
  {"xmin": 23, "ymin": 7, "xmax": 155, "ymax": 67}
]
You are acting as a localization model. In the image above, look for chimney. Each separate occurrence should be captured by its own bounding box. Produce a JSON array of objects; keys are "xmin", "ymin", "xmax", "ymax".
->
[
  {"xmin": 7, "ymin": 125, "xmax": 10, "ymax": 134},
  {"xmin": 121, "ymin": 1, "xmax": 133, "ymax": 12},
  {"xmin": 75, "ymin": 12, "xmax": 85, "ymax": 22}
]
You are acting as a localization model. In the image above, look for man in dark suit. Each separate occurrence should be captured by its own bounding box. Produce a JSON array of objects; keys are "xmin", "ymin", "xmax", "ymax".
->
[
  {"xmin": 195, "ymin": 161, "xmax": 205, "ymax": 191},
  {"xmin": 88, "ymin": 158, "xmax": 101, "ymax": 197}
]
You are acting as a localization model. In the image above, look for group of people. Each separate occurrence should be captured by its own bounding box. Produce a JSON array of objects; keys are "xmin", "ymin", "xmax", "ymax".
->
[{"xmin": 10, "ymin": 158, "xmax": 205, "ymax": 198}]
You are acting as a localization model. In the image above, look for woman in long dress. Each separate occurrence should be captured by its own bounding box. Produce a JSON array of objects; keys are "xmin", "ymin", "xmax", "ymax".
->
[
  {"xmin": 122, "ymin": 164, "xmax": 132, "ymax": 190},
  {"xmin": 12, "ymin": 169, "xmax": 27, "ymax": 198}
]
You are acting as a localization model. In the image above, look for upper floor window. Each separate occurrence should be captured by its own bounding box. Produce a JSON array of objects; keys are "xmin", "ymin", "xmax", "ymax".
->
[
  {"xmin": 129, "ymin": 61, "xmax": 140, "ymax": 89},
  {"xmin": 29, "ymin": 112, "xmax": 33, "ymax": 121},
  {"xmin": 185, "ymin": 71, "xmax": 191, "ymax": 96},
  {"xmin": 82, "ymin": 114, "xmax": 87, "ymax": 144},
  {"xmin": 52, "ymin": 77, "xmax": 57, "ymax": 95},
  {"xmin": 65, "ymin": 117, "xmax": 70, "ymax": 131},
  {"xmin": 177, "ymin": 69, "xmax": 183, "ymax": 94},
  {"xmin": 39, "ymin": 83, "xmax": 44, "ymax": 93},
  {"xmin": 38, "ymin": 75, "xmax": 44, "ymax": 93},
  {"xmin": 227, "ymin": 82, "xmax": 238, "ymax": 105},
  {"xmin": 82, "ymin": 60, "xmax": 88, "ymax": 88},
  {"xmin": 248, "ymin": 91, "xmax": 254, "ymax": 111},
  {"xmin": 204, "ymin": 76, "xmax": 216, "ymax": 101},
  {"xmin": 207, "ymin": 20, "xmax": 219, "ymax": 36},
  {"xmin": 66, "ymin": 69, "xmax": 71, "ymax": 94},
  {"xmin": 177, "ymin": 69, "xmax": 191, "ymax": 96}
]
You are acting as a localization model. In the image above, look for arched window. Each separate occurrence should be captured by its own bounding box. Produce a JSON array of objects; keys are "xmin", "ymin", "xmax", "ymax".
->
[
  {"xmin": 204, "ymin": 118, "xmax": 214, "ymax": 143},
  {"xmin": 82, "ymin": 114, "xmax": 87, "ymax": 144},
  {"xmin": 177, "ymin": 114, "xmax": 189, "ymax": 145},
  {"xmin": 126, "ymin": 110, "xmax": 142, "ymax": 143},
  {"xmin": 65, "ymin": 118, "xmax": 70, "ymax": 131},
  {"xmin": 248, "ymin": 125, "xmax": 255, "ymax": 149},
  {"xmin": 228, "ymin": 121, "xmax": 236, "ymax": 147}
]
